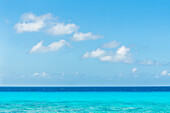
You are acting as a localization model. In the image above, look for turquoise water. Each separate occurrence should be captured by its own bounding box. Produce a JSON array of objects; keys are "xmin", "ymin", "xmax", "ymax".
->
[{"xmin": 0, "ymin": 92, "xmax": 170, "ymax": 112}]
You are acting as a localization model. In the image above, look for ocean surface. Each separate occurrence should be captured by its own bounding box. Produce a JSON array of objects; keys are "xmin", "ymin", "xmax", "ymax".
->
[{"xmin": 0, "ymin": 87, "xmax": 170, "ymax": 112}]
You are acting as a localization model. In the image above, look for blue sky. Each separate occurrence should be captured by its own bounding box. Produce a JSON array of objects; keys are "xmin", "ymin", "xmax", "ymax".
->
[{"xmin": 0, "ymin": 0, "xmax": 170, "ymax": 86}]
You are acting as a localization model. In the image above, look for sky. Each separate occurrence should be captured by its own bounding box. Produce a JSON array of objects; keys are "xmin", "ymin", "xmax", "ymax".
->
[{"xmin": 0, "ymin": 0, "xmax": 170, "ymax": 86}]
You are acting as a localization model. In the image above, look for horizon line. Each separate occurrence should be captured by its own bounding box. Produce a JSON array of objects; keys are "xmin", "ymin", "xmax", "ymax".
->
[{"xmin": 0, "ymin": 85, "xmax": 170, "ymax": 87}]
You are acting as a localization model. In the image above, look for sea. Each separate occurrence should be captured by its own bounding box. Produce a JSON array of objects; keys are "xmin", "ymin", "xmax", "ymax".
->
[{"xmin": 0, "ymin": 86, "xmax": 170, "ymax": 112}]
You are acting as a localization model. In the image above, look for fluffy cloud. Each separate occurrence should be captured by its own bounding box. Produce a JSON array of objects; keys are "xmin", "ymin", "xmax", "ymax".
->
[
  {"xmin": 15, "ymin": 13, "xmax": 79, "ymax": 36},
  {"xmin": 132, "ymin": 67, "xmax": 138, "ymax": 73},
  {"xmin": 83, "ymin": 49, "xmax": 106, "ymax": 58},
  {"xmin": 72, "ymin": 32, "xmax": 101, "ymax": 41},
  {"xmin": 114, "ymin": 46, "xmax": 130, "ymax": 62},
  {"xmin": 15, "ymin": 12, "xmax": 103, "ymax": 44},
  {"xmin": 102, "ymin": 41, "xmax": 120, "ymax": 48},
  {"xmin": 15, "ymin": 13, "xmax": 52, "ymax": 33},
  {"xmin": 48, "ymin": 23, "xmax": 79, "ymax": 36},
  {"xmin": 160, "ymin": 70, "xmax": 170, "ymax": 76},
  {"xmin": 83, "ymin": 46, "xmax": 132, "ymax": 63},
  {"xmin": 30, "ymin": 40, "xmax": 69, "ymax": 53},
  {"xmin": 15, "ymin": 13, "xmax": 102, "ymax": 40}
]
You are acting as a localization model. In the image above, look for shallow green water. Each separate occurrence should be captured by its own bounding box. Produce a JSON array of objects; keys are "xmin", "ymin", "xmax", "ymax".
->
[{"xmin": 0, "ymin": 92, "xmax": 170, "ymax": 112}]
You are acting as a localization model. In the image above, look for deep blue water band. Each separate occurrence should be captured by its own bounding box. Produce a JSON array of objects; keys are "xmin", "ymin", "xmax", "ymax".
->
[{"xmin": 0, "ymin": 87, "xmax": 170, "ymax": 92}]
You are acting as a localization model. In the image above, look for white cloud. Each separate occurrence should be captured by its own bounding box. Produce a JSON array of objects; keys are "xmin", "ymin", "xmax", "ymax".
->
[
  {"xmin": 83, "ymin": 48, "xmax": 105, "ymax": 58},
  {"xmin": 114, "ymin": 46, "xmax": 131, "ymax": 63},
  {"xmin": 102, "ymin": 41, "xmax": 120, "ymax": 48},
  {"xmin": 132, "ymin": 67, "xmax": 138, "ymax": 73},
  {"xmin": 160, "ymin": 70, "xmax": 170, "ymax": 76},
  {"xmin": 48, "ymin": 23, "xmax": 79, "ymax": 35},
  {"xmin": 30, "ymin": 40, "xmax": 69, "ymax": 53},
  {"xmin": 99, "ymin": 55, "xmax": 113, "ymax": 62},
  {"xmin": 15, "ymin": 13, "xmax": 52, "ymax": 33},
  {"xmin": 15, "ymin": 13, "xmax": 102, "ymax": 42},
  {"xmin": 99, "ymin": 46, "xmax": 132, "ymax": 63},
  {"xmin": 15, "ymin": 13, "xmax": 79, "ymax": 36},
  {"xmin": 72, "ymin": 32, "xmax": 101, "ymax": 41},
  {"xmin": 33, "ymin": 72, "xmax": 47, "ymax": 77},
  {"xmin": 83, "ymin": 46, "xmax": 132, "ymax": 63},
  {"xmin": 15, "ymin": 21, "xmax": 44, "ymax": 33},
  {"xmin": 33, "ymin": 72, "xmax": 39, "ymax": 76},
  {"xmin": 116, "ymin": 46, "xmax": 130, "ymax": 56}
]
